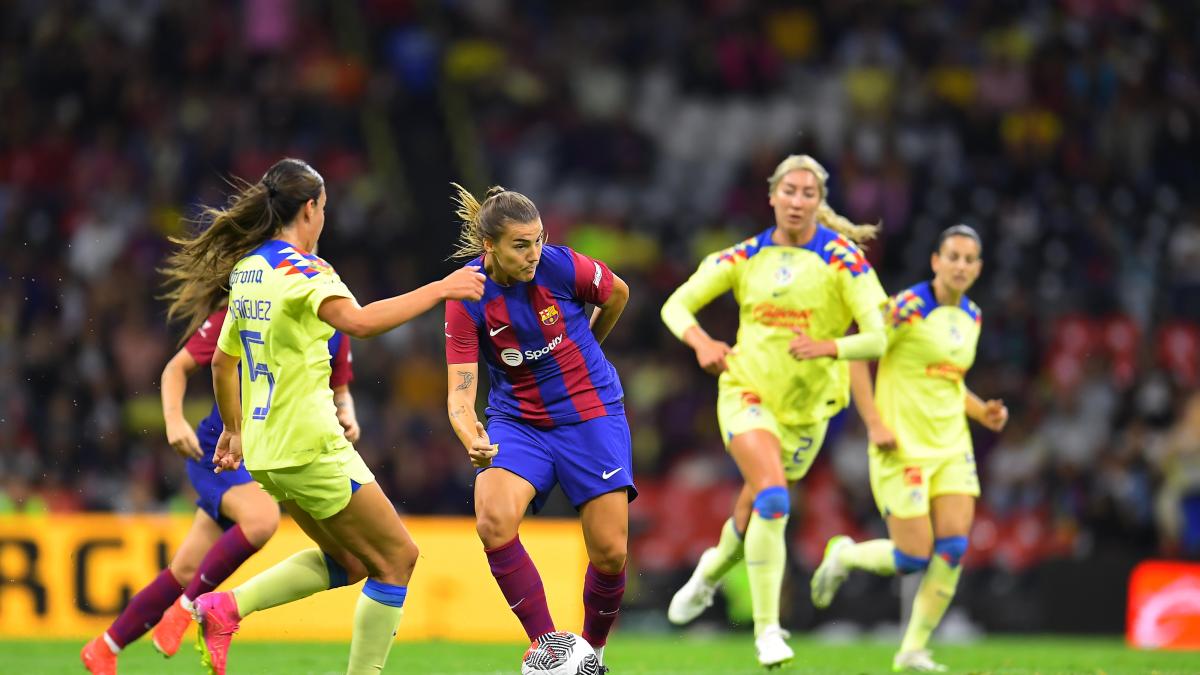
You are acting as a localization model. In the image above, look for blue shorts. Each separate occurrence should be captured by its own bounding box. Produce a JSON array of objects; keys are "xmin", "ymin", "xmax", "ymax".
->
[
  {"xmin": 188, "ymin": 423, "xmax": 254, "ymax": 529},
  {"xmin": 483, "ymin": 413, "xmax": 637, "ymax": 513}
]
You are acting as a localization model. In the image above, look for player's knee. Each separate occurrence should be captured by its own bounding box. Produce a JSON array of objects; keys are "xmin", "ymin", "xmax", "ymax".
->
[
  {"xmin": 168, "ymin": 559, "xmax": 197, "ymax": 586},
  {"xmin": 475, "ymin": 510, "xmax": 519, "ymax": 548},
  {"xmin": 892, "ymin": 548, "xmax": 930, "ymax": 575},
  {"xmin": 934, "ymin": 536, "xmax": 968, "ymax": 568},
  {"xmin": 589, "ymin": 542, "xmax": 627, "ymax": 574},
  {"xmin": 239, "ymin": 511, "xmax": 279, "ymax": 548},
  {"xmin": 751, "ymin": 486, "xmax": 790, "ymax": 520}
]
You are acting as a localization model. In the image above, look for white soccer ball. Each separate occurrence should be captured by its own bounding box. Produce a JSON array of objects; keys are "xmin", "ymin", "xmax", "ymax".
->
[{"xmin": 520, "ymin": 631, "xmax": 601, "ymax": 675}]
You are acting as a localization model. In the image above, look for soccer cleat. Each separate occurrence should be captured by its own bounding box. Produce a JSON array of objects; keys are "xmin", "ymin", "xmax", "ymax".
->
[
  {"xmin": 80, "ymin": 636, "xmax": 117, "ymax": 675},
  {"xmin": 893, "ymin": 649, "xmax": 948, "ymax": 672},
  {"xmin": 667, "ymin": 548, "xmax": 721, "ymax": 625},
  {"xmin": 754, "ymin": 625, "xmax": 794, "ymax": 669},
  {"xmin": 193, "ymin": 591, "xmax": 240, "ymax": 675},
  {"xmin": 811, "ymin": 535, "xmax": 853, "ymax": 609},
  {"xmin": 152, "ymin": 598, "xmax": 192, "ymax": 657}
]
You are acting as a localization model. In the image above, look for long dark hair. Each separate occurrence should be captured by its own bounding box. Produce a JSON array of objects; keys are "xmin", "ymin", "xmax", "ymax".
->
[{"xmin": 161, "ymin": 158, "xmax": 324, "ymax": 338}]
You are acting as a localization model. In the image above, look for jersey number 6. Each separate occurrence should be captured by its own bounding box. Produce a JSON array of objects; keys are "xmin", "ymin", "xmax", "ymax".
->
[{"xmin": 239, "ymin": 329, "xmax": 276, "ymax": 420}]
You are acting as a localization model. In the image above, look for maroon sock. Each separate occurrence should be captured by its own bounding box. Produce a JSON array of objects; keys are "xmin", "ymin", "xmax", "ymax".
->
[
  {"xmin": 485, "ymin": 535, "xmax": 555, "ymax": 641},
  {"xmin": 182, "ymin": 525, "xmax": 259, "ymax": 601},
  {"xmin": 106, "ymin": 568, "xmax": 184, "ymax": 648},
  {"xmin": 581, "ymin": 563, "xmax": 625, "ymax": 648}
]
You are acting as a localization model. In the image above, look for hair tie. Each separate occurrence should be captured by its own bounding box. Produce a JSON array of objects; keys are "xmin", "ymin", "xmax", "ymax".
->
[{"xmin": 263, "ymin": 179, "xmax": 278, "ymax": 199}]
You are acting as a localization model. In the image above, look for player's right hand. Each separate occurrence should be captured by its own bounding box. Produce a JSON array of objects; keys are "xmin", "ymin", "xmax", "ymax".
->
[
  {"xmin": 213, "ymin": 429, "xmax": 243, "ymax": 473},
  {"xmin": 165, "ymin": 417, "xmax": 203, "ymax": 460},
  {"xmin": 695, "ymin": 338, "xmax": 733, "ymax": 375},
  {"xmin": 468, "ymin": 421, "xmax": 499, "ymax": 468},
  {"xmin": 442, "ymin": 266, "xmax": 486, "ymax": 301},
  {"xmin": 867, "ymin": 420, "xmax": 898, "ymax": 451}
]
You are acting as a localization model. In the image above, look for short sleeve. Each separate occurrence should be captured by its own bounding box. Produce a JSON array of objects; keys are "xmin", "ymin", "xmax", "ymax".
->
[
  {"xmin": 568, "ymin": 248, "xmax": 614, "ymax": 305},
  {"xmin": 445, "ymin": 300, "xmax": 480, "ymax": 364},
  {"xmin": 215, "ymin": 306, "xmax": 241, "ymax": 358},
  {"xmin": 329, "ymin": 332, "xmax": 354, "ymax": 387},
  {"xmin": 183, "ymin": 309, "xmax": 228, "ymax": 366},
  {"xmin": 292, "ymin": 261, "xmax": 356, "ymax": 316}
]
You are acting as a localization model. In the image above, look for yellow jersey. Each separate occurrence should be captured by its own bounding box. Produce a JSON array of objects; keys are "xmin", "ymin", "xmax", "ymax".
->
[
  {"xmin": 874, "ymin": 281, "xmax": 982, "ymax": 459},
  {"xmin": 216, "ymin": 240, "xmax": 355, "ymax": 470},
  {"xmin": 662, "ymin": 225, "xmax": 888, "ymax": 426}
]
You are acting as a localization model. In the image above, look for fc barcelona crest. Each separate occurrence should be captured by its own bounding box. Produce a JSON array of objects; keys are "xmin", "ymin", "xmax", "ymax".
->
[{"xmin": 539, "ymin": 304, "xmax": 560, "ymax": 326}]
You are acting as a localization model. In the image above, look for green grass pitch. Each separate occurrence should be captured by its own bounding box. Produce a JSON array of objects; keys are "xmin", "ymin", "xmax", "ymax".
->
[{"xmin": 13, "ymin": 635, "xmax": 1197, "ymax": 674}]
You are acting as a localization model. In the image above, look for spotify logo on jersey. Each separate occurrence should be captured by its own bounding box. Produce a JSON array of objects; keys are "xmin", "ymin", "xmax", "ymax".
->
[{"xmin": 500, "ymin": 348, "xmax": 524, "ymax": 366}]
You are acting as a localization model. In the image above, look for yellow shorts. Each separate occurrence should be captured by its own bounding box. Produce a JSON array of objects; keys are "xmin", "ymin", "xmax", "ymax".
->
[
  {"xmin": 717, "ymin": 384, "xmax": 830, "ymax": 481},
  {"xmin": 868, "ymin": 449, "xmax": 979, "ymax": 519},
  {"xmin": 250, "ymin": 445, "xmax": 376, "ymax": 520}
]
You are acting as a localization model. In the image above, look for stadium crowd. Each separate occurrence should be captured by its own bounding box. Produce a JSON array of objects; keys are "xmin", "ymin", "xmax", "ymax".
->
[{"xmin": 4, "ymin": 0, "xmax": 1200, "ymax": 606}]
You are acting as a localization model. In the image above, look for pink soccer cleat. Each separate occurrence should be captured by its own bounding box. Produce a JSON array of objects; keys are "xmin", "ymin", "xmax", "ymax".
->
[{"xmin": 193, "ymin": 591, "xmax": 240, "ymax": 675}]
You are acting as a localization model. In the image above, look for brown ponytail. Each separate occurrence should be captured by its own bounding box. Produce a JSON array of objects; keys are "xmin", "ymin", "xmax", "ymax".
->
[{"xmin": 161, "ymin": 158, "xmax": 324, "ymax": 338}]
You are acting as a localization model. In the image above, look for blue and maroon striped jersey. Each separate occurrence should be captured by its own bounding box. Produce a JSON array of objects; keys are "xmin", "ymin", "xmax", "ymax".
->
[{"xmin": 445, "ymin": 244, "xmax": 624, "ymax": 427}]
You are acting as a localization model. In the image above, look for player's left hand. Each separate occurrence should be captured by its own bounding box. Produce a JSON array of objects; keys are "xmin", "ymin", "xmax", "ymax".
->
[
  {"xmin": 468, "ymin": 421, "xmax": 499, "ymax": 468},
  {"xmin": 788, "ymin": 328, "xmax": 836, "ymax": 360},
  {"xmin": 981, "ymin": 399, "xmax": 1009, "ymax": 432},
  {"xmin": 338, "ymin": 412, "xmax": 361, "ymax": 443},
  {"xmin": 213, "ymin": 429, "xmax": 243, "ymax": 473}
]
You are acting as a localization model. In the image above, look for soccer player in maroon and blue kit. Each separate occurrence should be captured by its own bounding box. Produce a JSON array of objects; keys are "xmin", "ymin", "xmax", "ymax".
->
[
  {"xmin": 81, "ymin": 301, "xmax": 358, "ymax": 674},
  {"xmin": 444, "ymin": 184, "xmax": 632, "ymax": 670}
]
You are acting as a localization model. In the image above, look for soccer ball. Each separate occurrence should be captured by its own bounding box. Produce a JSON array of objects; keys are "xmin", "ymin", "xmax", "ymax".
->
[{"xmin": 520, "ymin": 631, "xmax": 601, "ymax": 675}]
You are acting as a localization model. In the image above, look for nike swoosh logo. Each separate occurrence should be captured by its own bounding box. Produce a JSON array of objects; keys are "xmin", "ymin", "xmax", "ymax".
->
[
  {"xmin": 601, "ymin": 468, "xmax": 622, "ymax": 480},
  {"xmin": 200, "ymin": 573, "xmax": 214, "ymax": 586},
  {"xmin": 509, "ymin": 598, "xmax": 525, "ymax": 609},
  {"xmin": 444, "ymin": 322, "xmax": 451, "ymax": 338},
  {"xmin": 598, "ymin": 609, "xmax": 620, "ymax": 616},
  {"xmin": 489, "ymin": 325, "xmax": 509, "ymax": 336}
]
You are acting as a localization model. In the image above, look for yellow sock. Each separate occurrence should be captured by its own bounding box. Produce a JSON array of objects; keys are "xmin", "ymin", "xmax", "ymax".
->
[
  {"xmin": 838, "ymin": 539, "xmax": 896, "ymax": 576},
  {"xmin": 233, "ymin": 549, "xmax": 330, "ymax": 616},
  {"xmin": 347, "ymin": 580, "xmax": 406, "ymax": 674},
  {"xmin": 698, "ymin": 518, "xmax": 745, "ymax": 584},
  {"xmin": 745, "ymin": 511, "xmax": 788, "ymax": 636},
  {"xmin": 899, "ymin": 555, "xmax": 961, "ymax": 653}
]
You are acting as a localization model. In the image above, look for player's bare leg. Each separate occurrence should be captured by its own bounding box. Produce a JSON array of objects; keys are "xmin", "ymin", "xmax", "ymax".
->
[
  {"xmin": 475, "ymin": 468, "xmax": 556, "ymax": 641},
  {"xmin": 151, "ymin": 509, "xmax": 224, "ymax": 657},
  {"xmin": 894, "ymin": 495, "xmax": 973, "ymax": 672},
  {"xmin": 579, "ymin": 489, "xmax": 629, "ymax": 666},
  {"xmin": 729, "ymin": 430, "xmax": 793, "ymax": 669}
]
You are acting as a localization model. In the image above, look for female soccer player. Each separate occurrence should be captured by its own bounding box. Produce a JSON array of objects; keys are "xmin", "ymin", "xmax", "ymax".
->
[
  {"xmin": 662, "ymin": 154, "xmax": 889, "ymax": 668},
  {"xmin": 80, "ymin": 297, "xmax": 357, "ymax": 674},
  {"xmin": 443, "ymin": 184, "xmax": 631, "ymax": 670},
  {"xmin": 174, "ymin": 158, "xmax": 483, "ymax": 675},
  {"xmin": 810, "ymin": 224, "xmax": 1008, "ymax": 672}
]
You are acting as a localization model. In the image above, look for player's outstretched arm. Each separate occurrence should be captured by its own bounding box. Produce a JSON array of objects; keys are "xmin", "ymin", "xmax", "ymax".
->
[
  {"xmin": 849, "ymin": 361, "xmax": 896, "ymax": 450},
  {"xmin": 965, "ymin": 388, "xmax": 1008, "ymax": 432},
  {"xmin": 589, "ymin": 273, "xmax": 629, "ymax": 344},
  {"xmin": 319, "ymin": 267, "xmax": 486, "ymax": 339},
  {"xmin": 446, "ymin": 363, "xmax": 497, "ymax": 468},
  {"xmin": 161, "ymin": 348, "xmax": 204, "ymax": 460}
]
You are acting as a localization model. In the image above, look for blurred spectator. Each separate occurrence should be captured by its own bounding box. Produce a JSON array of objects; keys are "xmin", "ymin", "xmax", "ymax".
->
[{"xmin": 1, "ymin": 1, "xmax": 1198, "ymax": 579}]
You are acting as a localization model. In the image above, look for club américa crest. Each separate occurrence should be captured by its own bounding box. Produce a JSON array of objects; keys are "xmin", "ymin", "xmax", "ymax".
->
[{"xmin": 539, "ymin": 304, "xmax": 560, "ymax": 326}]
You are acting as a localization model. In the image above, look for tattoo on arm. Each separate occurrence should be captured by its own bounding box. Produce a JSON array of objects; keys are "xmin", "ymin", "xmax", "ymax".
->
[
  {"xmin": 449, "ymin": 405, "xmax": 467, "ymax": 419},
  {"xmin": 454, "ymin": 371, "xmax": 474, "ymax": 391}
]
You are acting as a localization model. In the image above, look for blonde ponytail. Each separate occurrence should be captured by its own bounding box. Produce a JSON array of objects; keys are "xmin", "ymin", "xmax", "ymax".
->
[
  {"xmin": 767, "ymin": 154, "xmax": 879, "ymax": 245},
  {"xmin": 448, "ymin": 183, "xmax": 541, "ymax": 260}
]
